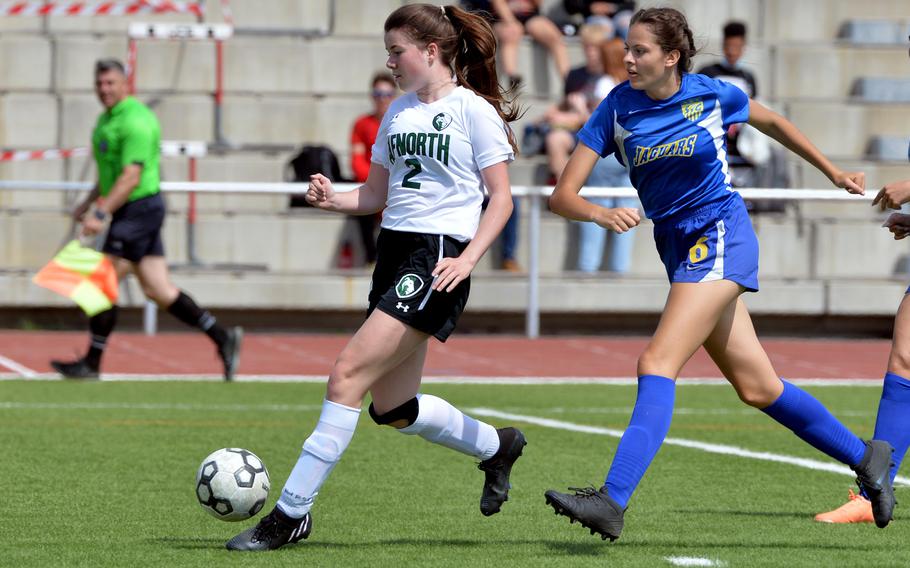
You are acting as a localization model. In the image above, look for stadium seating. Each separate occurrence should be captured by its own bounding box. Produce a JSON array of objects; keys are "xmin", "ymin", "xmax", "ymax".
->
[{"xmin": 838, "ymin": 19, "xmax": 908, "ymax": 45}]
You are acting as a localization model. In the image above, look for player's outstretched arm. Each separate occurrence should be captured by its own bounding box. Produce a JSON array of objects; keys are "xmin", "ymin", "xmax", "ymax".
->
[
  {"xmin": 548, "ymin": 142, "xmax": 640, "ymax": 232},
  {"xmin": 431, "ymin": 161, "xmax": 512, "ymax": 292},
  {"xmin": 747, "ymin": 99, "xmax": 865, "ymax": 195},
  {"xmin": 872, "ymin": 179, "xmax": 910, "ymax": 210},
  {"xmin": 305, "ymin": 163, "xmax": 389, "ymax": 215}
]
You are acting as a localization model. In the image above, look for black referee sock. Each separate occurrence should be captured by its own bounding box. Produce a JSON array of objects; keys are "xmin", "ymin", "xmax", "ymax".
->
[
  {"xmin": 167, "ymin": 290, "xmax": 229, "ymax": 346},
  {"xmin": 85, "ymin": 306, "xmax": 118, "ymax": 369}
]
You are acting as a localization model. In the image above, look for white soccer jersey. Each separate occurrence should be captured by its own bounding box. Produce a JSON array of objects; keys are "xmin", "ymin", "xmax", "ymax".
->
[{"xmin": 371, "ymin": 86, "xmax": 514, "ymax": 242}]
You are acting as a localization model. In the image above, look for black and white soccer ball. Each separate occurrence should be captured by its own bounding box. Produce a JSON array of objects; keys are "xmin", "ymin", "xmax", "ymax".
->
[{"xmin": 195, "ymin": 448, "xmax": 270, "ymax": 522}]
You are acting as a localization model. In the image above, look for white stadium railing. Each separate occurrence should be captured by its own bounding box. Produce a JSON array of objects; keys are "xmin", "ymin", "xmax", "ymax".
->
[{"xmin": 0, "ymin": 180, "xmax": 875, "ymax": 337}]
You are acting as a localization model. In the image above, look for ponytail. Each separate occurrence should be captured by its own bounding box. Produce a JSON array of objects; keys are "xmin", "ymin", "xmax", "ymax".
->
[
  {"xmin": 443, "ymin": 5, "xmax": 522, "ymax": 154},
  {"xmin": 384, "ymin": 3, "xmax": 522, "ymax": 154}
]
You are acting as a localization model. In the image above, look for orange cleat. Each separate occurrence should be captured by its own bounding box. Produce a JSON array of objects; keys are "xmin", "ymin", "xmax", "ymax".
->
[{"xmin": 814, "ymin": 489, "xmax": 874, "ymax": 523}]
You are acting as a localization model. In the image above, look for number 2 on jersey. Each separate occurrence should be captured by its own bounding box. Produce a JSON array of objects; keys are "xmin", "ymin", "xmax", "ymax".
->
[{"xmin": 402, "ymin": 158, "xmax": 422, "ymax": 189}]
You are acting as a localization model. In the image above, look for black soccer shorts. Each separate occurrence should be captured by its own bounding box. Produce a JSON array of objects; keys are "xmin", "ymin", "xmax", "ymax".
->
[
  {"xmin": 367, "ymin": 229, "xmax": 471, "ymax": 342},
  {"xmin": 102, "ymin": 192, "xmax": 166, "ymax": 262}
]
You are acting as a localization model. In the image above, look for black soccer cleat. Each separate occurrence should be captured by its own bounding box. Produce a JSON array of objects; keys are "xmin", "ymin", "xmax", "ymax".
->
[
  {"xmin": 218, "ymin": 326, "xmax": 243, "ymax": 382},
  {"xmin": 478, "ymin": 427, "xmax": 527, "ymax": 516},
  {"xmin": 50, "ymin": 358, "xmax": 99, "ymax": 380},
  {"xmin": 545, "ymin": 486, "xmax": 625, "ymax": 541},
  {"xmin": 852, "ymin": 439, "xmax": 896, "ymax": 528},
  {"xmin": 225, "ymin": 507, "xmax": 312, "ymax": 551}
]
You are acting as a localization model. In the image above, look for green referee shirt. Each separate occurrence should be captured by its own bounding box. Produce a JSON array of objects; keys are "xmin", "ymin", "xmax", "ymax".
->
[{"xmin": 92, "ymin": 96, "xmax": 160, "ymax": 202}]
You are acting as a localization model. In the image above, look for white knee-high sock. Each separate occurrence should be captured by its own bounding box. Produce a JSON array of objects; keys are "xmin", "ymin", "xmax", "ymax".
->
[
  {"xmin": 277, "ymin": 399, "xmax": 360, "ymax": 518},
  {"xmin": 398, "ymin": 394, "xmax": 500, "ymax": 460}
]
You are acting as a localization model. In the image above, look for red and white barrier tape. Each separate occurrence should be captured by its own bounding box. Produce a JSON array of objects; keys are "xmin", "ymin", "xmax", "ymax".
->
[
  {"xmin": 0, "ymin": 1, "xmax": 203, "ymax": 17},
  {"xmin": 0, "ymin": 148, "xmax": 89, "ymax": 162}
]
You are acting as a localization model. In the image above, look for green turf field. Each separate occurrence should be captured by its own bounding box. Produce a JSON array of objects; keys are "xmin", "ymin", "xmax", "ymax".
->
[{"xmin": 1, "ymin": 380, "xmax": 906, "ymax": 567}]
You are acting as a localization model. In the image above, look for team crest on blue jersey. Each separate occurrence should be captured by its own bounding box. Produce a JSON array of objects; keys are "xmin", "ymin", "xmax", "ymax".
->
[
  {"xmin": 395, "ymin": 274, "xmax": 424, "ymax": 298},
  {"xmin": 432, "ymin": 112, "xmax": 453, "ymax": 131},
  {"xmin": 680, "ymin": 98, "xmax": 704, "ymax": 122}
]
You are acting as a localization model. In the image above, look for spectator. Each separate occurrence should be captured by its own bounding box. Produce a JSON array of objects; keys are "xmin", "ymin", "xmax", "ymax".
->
[
  {"xmin": 563, "ymin": 1, "xmax": 636, "ymax": 37},
  {"xmin": 499, "ymin": 197, "xmax": 522, "ymax": 271},
  {"xmin": 461, "ymin": 0, "xmax": 569, "ymax": 88},
  {"xmin": 577, "ymin": 37, "xmax": 637, "ymax": 274},
  {"xmin": 49, "ymin": 59, "xmax": 241, "ymax": 381},
  {"xmin": 697, "ymin": 21, "xmax": 761, "ymax": 189},
  {"xmin": 349, "ymin": 71, "xmax": 397, "ymax": 266},
  {"xmin": 698, "ymin": 22, "xmax": 782, "ymax": 211},
  {"xmin": 544, "ymin": 23, "xmax": 613, "ymax": 179},
  {"xmin": 697, "ymin": 21, "xmax": 757, "ymax": 97}
]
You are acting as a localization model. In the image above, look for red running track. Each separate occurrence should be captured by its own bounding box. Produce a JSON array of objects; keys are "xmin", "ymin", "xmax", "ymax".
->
[{"xmin": 0, "ymin": 331, "xmax": 893, "ymax": 380}]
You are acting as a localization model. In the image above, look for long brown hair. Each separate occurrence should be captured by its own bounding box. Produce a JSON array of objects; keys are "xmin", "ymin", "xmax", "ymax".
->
[
  {"xmin": 630, "ymin": 7, "xmax": 697, "ymax": 78},
  {"xmin": 384, "ymin": 3, "xmax": 521, "ymax": 154}
]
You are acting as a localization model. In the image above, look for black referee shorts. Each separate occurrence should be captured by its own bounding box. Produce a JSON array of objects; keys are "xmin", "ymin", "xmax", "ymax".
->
[
  {"xmin": 102, "ymin": 192, "xmax": 166, "ymax": 263},
  {"xmin": 367, "ymin": 229, "xmax": 471, "ymax": 342}
]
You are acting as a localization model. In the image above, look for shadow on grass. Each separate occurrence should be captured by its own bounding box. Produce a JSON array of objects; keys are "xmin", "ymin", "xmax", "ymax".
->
[
  {"xmin": 619, "ymin": 539, "xmax": 873, "ymax": 552},
  {"xmin": 153, "ymin": 536, "xmax": 230, "ymax": 549},
  {"xmin": 154, "ymin": 536, "xmax": 604, "ymax": 555},
  {"xmin": 157, "ymin": 533, "xmax": 878, "ymax": 555},
  {"xmin": 668, "ymin": 508, "xmax": 812, "ymax": 520}
]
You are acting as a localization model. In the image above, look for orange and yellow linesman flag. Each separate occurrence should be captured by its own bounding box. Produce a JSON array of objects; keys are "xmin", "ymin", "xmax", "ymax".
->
[{"xmin": 32, "ymin": 240, "xmax": 118, "ymax": 316}]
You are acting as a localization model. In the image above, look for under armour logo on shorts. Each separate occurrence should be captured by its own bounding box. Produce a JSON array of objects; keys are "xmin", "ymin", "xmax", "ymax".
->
[{"xmin": 395, "ymin": 302, "xmax": 410, "ymax": 312}]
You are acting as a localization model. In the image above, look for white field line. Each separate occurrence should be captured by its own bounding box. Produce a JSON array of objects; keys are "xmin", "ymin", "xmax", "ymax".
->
[
  {"xmin": 666, "ymin": 557, "xmax": 725, "ymax": 567},
  {"xmin": 0, "ymin": 355, "xmax": 37, "ymax": 378},
  {"xmin": 468, "ymin": 408, "xmax": 910, "ymax": 487},
  {"xmin": 2, "ymin": 398, "xmax": 903, "ymax": 485},
  {"xmin": 0, "ymin": 373, "xmax": 888, "ymax": 386}
]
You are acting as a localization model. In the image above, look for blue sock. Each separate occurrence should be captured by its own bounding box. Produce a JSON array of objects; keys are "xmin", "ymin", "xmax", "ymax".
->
[
  {"xmin": 761, "ymin": 380, "xmax": 866, "ymax": 466},
  {"xmin": 873, "ymin": 372, "xmax": 910, "ymax": 482},
  {"xmin": 604, "ymin": 375, "xmax": 676, "ymax": 508}
]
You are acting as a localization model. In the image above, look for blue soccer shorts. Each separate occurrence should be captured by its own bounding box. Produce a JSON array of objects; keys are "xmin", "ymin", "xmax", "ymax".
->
[{"xmin": 652, "ymin": 193, "xmax": 759, "ymax": 292}]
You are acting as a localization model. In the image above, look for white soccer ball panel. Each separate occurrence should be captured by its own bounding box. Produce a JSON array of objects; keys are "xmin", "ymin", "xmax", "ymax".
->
[{"xmin": 195, "ymin": 448, "xmax": 270, "ymax": 522}]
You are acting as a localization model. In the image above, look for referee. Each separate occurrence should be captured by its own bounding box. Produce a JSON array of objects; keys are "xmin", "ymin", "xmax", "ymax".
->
[{"xmin": 50, "ymin": 59, "xmax": 241, "ymax": 380}]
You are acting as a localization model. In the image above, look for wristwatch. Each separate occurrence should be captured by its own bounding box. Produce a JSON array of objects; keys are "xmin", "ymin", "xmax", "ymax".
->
[{"xmin": 93, "ymin": 209, "xmax": 110, "ymax": 222}]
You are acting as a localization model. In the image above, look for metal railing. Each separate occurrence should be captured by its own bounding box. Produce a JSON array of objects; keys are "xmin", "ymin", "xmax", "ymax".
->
[{"xmin": 0, "ymin": 180, "xmax": 875, "ymax": 337}]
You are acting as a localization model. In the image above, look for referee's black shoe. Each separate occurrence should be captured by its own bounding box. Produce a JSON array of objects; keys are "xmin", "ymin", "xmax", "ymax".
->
[
  {"xmin": 50, "ymin": 358, "xmax": 99, "ymax": 380},
  {"xmin": 545, "ymin": 486, "xmax": 624, "ymax": 541},
  {"xmin": 226, "ymin": 507, "xmax": 311, "ymax": 551},
  {"xmin": 218, "ymin": 326, "xmax": 243, "ymax": 382},
  {"xmin": 852, "ymin": 439, "xmax": 896, "ymax": 528},
  {"xmin": 478, "ymin": 427, "xmax": 527, "ymax": 516}
]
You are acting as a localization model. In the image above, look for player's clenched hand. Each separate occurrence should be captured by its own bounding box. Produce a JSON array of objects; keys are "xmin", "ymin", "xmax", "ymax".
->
[
  {"xmin": 883, "ymin": 213, "xmax": 910, "ymax": 240},
  {"xmin": 872, "ymin": 179, "xmax": 910, "ymax": 211},
  {"xmin": 594, "ymin": 207, "xmax": 641, "ymax": 233},
  {"xmin": 833, "ymin": 170, "xmax": 865, "ymax": 196},
  {"xmin": 305, "ymin": 173, "xmax": 335, "ymax": 207},
  {"xmin": 431, "ymin": 256, "xmax": 475, "ymax": 293}
]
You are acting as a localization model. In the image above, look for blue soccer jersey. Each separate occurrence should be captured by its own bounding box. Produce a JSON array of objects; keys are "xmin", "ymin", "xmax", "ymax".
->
[{"xmin": 578, "ymin": 73, "xmax": 750, "ymax": 222}]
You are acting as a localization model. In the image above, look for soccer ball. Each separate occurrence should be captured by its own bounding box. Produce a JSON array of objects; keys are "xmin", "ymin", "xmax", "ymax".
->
[{"xmin": 195, "ymin": 448, "xmax": 270, "ymax": 522}]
